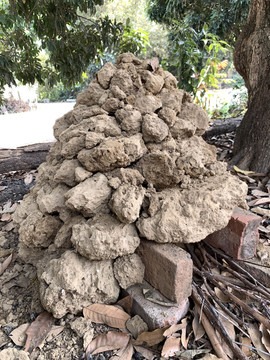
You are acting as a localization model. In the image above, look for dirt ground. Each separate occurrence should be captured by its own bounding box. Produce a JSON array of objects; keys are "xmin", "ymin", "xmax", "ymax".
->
[{"xmin": 1, "ymin": 128, "xmax": 270, "ymax": 359}]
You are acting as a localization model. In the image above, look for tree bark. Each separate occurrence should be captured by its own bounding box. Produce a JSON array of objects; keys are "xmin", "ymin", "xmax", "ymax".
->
[
  {"xmin": 232, "ymin": 0, "xmax": 270, "ymax": 173},
  {"xmin": 0, "ymin": 142, "xmax": 52, "ymax": 174}
]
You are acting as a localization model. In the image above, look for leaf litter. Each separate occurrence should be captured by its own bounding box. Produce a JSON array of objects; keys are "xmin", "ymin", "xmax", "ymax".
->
[{"xmin": 1, "ymin": 138, "xmax": 270, "ymax": 359}]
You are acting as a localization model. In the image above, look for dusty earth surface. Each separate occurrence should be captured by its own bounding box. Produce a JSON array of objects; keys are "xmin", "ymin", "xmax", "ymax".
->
[{"xmin": 1, "ymin": 129, "xmax": 270, "ymax": 360}]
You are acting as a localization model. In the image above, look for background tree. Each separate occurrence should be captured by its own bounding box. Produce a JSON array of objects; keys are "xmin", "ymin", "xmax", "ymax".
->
[
  {"xmin": 232, "ymin": 0, "xmax": 270, "ymax": 173},
  {"xmin": 147, "ymin": 0, "xmax": 270, "ymax": 173},
  {"xmin": 0, "ymin": 0, "xmax": 148, "ymax": 101},
  {"xmin": 146, "ymin": 0, "xmax": 250, "ymax": 95},
  {"xmin": 147, "ymin": 0, "xmax": 250, "ymax": 44},
  {"xmin": 96, "ymin": 0, "xmax": 168, "ymax": 59}
]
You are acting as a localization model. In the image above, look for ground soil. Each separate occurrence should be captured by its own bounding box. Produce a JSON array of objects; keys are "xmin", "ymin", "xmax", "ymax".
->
[{"xmin": 0, "ymin": 125, "xmax": 269, "ymax": 359}]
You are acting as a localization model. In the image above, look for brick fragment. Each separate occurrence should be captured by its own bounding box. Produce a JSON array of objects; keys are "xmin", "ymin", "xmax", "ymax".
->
[
  {"xmin": 205, "ymin": 207, "xmax": 261, "ymax": 260},
  {"xmin": 126, "ymin": 281, "xmax": 189, "ymax": 330},
  {"xmin": 137, "ymin": 240, "xmax": 192, "ymax": 303}
]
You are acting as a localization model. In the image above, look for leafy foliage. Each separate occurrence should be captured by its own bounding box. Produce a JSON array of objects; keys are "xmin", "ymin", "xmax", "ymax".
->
[
  {"xmin": 0, "ymin": 0, "xmax": 148, "ymax": 103},
  {"xmin": 96, "ymin": 0, "xmax": 168, "ymax": 59},
  {"xmin": 162, "ymin": 22, "xmax": 231, "ymax": 96},
  {"xmin": 146, "ymin": 1, "xmax": 250, "ymax": 98},
  {"xmin": 147, "ymin": 0, "xmax": 250, "ymax": 45}
]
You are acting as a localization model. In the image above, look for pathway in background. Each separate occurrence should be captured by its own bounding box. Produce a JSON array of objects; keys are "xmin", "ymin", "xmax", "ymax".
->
[{"xmin": 0, "ymin": 103, "xmax": 74, "ymax": 149}]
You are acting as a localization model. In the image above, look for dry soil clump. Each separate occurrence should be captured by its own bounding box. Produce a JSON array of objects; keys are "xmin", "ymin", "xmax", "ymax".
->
[{"xmin": 14, "ymin": 53, "xmax": 247, "ymax": 318}]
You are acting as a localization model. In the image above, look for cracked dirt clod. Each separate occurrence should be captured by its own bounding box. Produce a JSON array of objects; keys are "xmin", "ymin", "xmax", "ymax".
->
[{"xmin": 13, "ymin": 52, "xmax": 247, "ymax": 318}]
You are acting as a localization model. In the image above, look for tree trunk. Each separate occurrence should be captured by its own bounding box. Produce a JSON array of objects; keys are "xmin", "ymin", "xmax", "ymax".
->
[
  {"xmin": 232, "ymin": 0, "xmax": 270, "ymax": 173},
  {"xmin": 0, "ymin": 143, "xmax": 52, "ymax": 174}
]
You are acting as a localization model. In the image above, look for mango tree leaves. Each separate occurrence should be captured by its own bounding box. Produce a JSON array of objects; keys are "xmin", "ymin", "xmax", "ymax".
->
[
  {"xmin": 85, "ymin": 331, "xmax": 130, "ymax": 356},
  {"xmin": 24, "ymin": 312, "xmax": 54, "ymax": 353},
  {"xmin": 83, "ymin": 304, "xmax": 130, "ymax": 329}
]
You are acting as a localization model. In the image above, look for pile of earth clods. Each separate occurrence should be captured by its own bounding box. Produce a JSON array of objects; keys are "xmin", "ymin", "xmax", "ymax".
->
[{"xmin": 13, "ymin": 53, "xmax": 247, "ymax": 318}]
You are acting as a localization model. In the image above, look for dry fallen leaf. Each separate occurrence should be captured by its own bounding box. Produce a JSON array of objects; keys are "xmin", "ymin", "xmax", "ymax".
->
[
  {"xmin": 252, "ymin": 189, "xmax": 269, "ymax": 197},
  {"xmin": 132, "ymin": 326, "xmax": 168, "ymax": 347},
  {"xmin": 215, "ymin": 309, "xmax": 235, "ymax": 359},
  {"xmin": 251, "ymin": 207, "xmax": 270, "ymax": 217},
  {"xmin": 44, "ymin": 325, "xmax": 64, "ymax": 343},
  {"xmin": 24, "ymin": 173, "xmax": 33, "ymax": 185},
  {"xmin": 83, "ymin": 304, "xmax": 130, "ymax": 329},
  {"xmin": 248, "ymin": 198, "xmax": 270, "ymax": 207},
  {"xmin": 248, "ymin": 323, "xmax": 270, "ymax": 360},
  {"xmin": 161, "ymin": 337, "xmax": 181, "ymax": 357},
  {"xmin": 239, "ymin": 336, "xmax": 253, "ymax": 357},
  {"xmin": 260, "ymin": 324, "xmax": 270, "ymax": 353},
  {"xmin": 233, "ymin": 165, "xmax": 254, "ymax": 175},
  {"xmin": 192, "ymin": 307, "xmax": 205, "ymax": 341},
  {"xmin": 9, "ymin": 323, "xmax": 30, "ymax": 346},
  {"xmin": 180, "ymin": 318, "xmax": 189, "ymax": 349},
  {"xmin": 24, "ymin": 311, "xmax": 54, "ymax": 353},
  {"xmin": 0, "ymin": 186, "xmax": 8, "ymax": 191},
  {"xmin": 111, "ymin": 343, "xmax": 133, "ymax": 360},
  {"xmin": 0, "ymin": 253, "xmax": 13, "ymax": 276},
  {"xmin": 116, "ymin": 295, "xmax": 133, "ymax": 314},
  {"xmin": 3, "ymin": 200, "xmax": 12, "ymax": 211},
  {"xmin": 1, "ymin": 213, "xmax": 12, "ymax": 222},
  {"xmin": 163, "ymin": 323, "xmax": 185, "ymax": 338},
  {"xmin": 86, "ymin": 331, "xmax": 130, "ymax": 356},
  {"xmin": 142, "ymin": 288, "xmax": 177, "ymax": 307}
]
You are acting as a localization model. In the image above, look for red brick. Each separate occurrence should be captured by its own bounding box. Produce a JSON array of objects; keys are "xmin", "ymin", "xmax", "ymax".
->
[
  {"xmin": 126, "ymin": 281, "xmax": 189, "ymax": 330},
  {"xmin": 137, "ymin": 240, "xmax": 193, "ymax": 303},
  {"xmin": 205, "ymin": 207, "xmax": 261, "ymax": 260}
]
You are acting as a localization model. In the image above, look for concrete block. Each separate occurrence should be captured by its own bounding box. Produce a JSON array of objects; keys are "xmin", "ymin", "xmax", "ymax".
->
[{"xmin": 126, "ymin": 281, "xmax": 189, "ymax": 330}]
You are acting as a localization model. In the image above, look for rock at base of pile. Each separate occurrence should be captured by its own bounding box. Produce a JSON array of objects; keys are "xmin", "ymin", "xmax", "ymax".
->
[
  {"xmin": 38, "ymin": 251, "xmax": 119, "ymax": 318},
  {"xmin": 13, "ymin": 52, "xmax": 247, "ymax": 318}
]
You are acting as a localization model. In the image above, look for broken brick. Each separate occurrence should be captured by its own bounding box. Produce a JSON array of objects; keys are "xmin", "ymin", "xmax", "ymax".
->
[
  {"xmin": 137, "ymin": 240, "xmax": 193, "ymax": 303},
  {"xmin": 126, "ymin": 281, "xmax": 189, "ymax": 330},
  {"xmin": 205, "ymin": 207, "xmax": 261, "ymax": 260}
]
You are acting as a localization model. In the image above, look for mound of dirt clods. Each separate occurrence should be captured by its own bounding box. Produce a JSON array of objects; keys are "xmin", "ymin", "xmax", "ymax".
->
[{"xmin": 13, "ymin": 53, "xmax": 247, "ymax": 318}]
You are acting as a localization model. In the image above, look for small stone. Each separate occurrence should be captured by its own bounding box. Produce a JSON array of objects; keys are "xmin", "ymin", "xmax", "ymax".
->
[
  {"xmin": 85, "ymin": 132, "xmax": 105, "ymax": 149},
  {"xmin": 65, "ymin": 173, "xmax": 111, "ymax": 217},
  {"xmin": 96, "ymin": 62, "xmax": 117, "ymax": 89},
  {"xmin": 142, "ymin": 113, "xmax": 169, "ymax": 143},
  {"xmin": 126, "ymin": 315, "xmax": 148, "ymax": 339},
  {"xmin": 0, "ymin": 348, "xmax": 30, "ymax": 360},
  {"xmin": 109, "ymin": 184, "xmax": 145, "ymax": 224},
  {"xmin": 134, "ymin": 95, "xmax": 162, "ymax": 113},
  {"xmin": 74, "ymin": 167, "xmax": 92, "ymax": 183},
  {"xmin": 70, "ymin": 317, "xmax": 94, "ymax": 349},
  {"xmin": 38, "ymin": 250, "xmax": 119, "ymax": 318},
  {"xmin": 113, "ymin": 254, "xmax": 145, "ymax": 289},
  {"xmin": 54, "ymin": 159, "xmax": 80, "ymax": 186},
  {"xmin": 158, "ymin": 107, "xmax": 177, "ymax": 127},
  {"xmin": 71, "ymin": 214, "xmax": 140, "ymax": 260}
]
